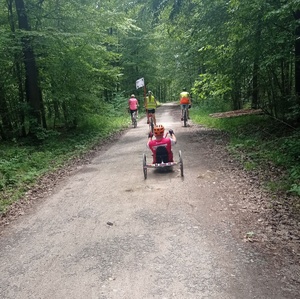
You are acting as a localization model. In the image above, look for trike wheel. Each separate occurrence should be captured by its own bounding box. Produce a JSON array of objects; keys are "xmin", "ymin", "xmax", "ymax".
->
[
  {"xmin": 143, "ymin": 153, "xmax": 147, "ymax": 179},
  {"xmin": 179, "ymin": 150, "xmax": 183, "ymax": 177}
]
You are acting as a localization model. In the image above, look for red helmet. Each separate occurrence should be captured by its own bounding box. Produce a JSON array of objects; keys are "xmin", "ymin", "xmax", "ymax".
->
[{"xmin": 154, "ymin": 125, "xmax": 164, "ymax": 136}]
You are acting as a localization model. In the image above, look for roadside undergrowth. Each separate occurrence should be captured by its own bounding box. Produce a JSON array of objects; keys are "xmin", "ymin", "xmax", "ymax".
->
[
  {"xmin": 0, "ymin": 115, "xmax": 130, "ymax": 215},
  {"xmin": 191, "ymin": 107, "xmax": 300, "ymax": 216}
]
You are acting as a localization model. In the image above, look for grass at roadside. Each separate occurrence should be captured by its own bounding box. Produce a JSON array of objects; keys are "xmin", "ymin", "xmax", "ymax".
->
[
  {"xmin": 191, "ymin": 107, "xmax": 300, "ymax": 197},
  {"xmin": 0, "ymin": 115, "xmax": 130, "ymax": 214}
]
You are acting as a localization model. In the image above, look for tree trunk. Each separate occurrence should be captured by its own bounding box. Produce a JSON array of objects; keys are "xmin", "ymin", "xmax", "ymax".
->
[
  {"xmin": 16, "ymin": 61, "xmax": 27, "ymax": 137},
  {"xmin": 252, "ymin": 15, "xmax": 262, "ymax": 109},
  {"xmin": 294, "ymin": 10, "xmax": 300, "ymax": 100},
  {"xmin": 14, "ymin": 0, "xmax": 46, "ymax": 133},
  {"xmin": 0, "ymin": 88, "xmax": 13, "ymax": 140}
]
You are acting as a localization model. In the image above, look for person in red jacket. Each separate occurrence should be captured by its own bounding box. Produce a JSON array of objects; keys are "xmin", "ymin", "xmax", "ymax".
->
[
  {"xmin": 128, "ymin": 94, "xmax": 139, "ymax": 123},
  {"xmin": 147, "ymin": 125, "xmax": 177, "ymax": 163}
]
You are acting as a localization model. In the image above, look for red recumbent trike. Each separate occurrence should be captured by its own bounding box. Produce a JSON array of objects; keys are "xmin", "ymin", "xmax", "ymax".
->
[{"xmin": 142, "ymin": 146, "xmax": 183, "ymax": 179}]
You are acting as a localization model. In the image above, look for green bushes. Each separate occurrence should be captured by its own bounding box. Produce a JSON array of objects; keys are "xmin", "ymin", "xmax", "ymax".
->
[
  {"xmin": 191, "ymin": 107, "xmax": 300, "ymax": 196},
  {"xmin": 0, "ymin": 108, "xmax": 129, "ymax": 214}
]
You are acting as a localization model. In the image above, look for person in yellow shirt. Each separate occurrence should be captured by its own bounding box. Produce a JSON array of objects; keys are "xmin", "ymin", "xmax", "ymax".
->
[
  {"xmin": 144, "ymin": 90, "xmax": 157, "ymax": 125},
  {"xmin": 179, "ymin": 87, "xmax": 191, "ymax": 120}
]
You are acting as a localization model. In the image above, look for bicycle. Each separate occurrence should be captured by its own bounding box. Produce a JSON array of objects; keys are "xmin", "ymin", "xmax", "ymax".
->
[
  {"xmin": 148, "ymin": 112, "xmax": 154, "ymax": 134},
  {"xmin": 182, "ymin": 105, "xmax": 188, "ymax": 127},
  {"xmin": 131, "ymin": 111, "xmax": 137, "ymax": 128}
]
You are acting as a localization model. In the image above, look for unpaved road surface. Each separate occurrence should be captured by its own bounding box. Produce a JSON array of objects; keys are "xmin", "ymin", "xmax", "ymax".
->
[{"xmin": 0, "ymin": 103, "xmax": 299, "ymax": 298}]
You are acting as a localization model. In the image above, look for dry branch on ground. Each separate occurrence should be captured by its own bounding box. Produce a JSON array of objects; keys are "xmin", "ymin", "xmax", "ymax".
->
[{"xmin": 209, "ymin": 109, "xmax": 263, "ymax": 119}]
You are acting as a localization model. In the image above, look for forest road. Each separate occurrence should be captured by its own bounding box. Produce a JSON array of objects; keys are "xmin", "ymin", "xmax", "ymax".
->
[{"xmin": 0, "ymin": 103, "xmax": 299, "ymax": 299}]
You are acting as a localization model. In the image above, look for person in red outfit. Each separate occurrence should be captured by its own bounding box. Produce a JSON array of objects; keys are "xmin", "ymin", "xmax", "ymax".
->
[
  {"xmin": 147, "ymin": 125, "xmax": 177, "ymax": 163},
  {"xmin": 128, "ymin": 94, "xmax": 139, "ymax": 123}
]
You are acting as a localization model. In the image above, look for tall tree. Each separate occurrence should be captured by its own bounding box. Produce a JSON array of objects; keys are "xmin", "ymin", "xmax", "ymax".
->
[
  {"xmin": 15, "ymin": 0, "xmax": 46, "ymax": 133},
  {"xmin": 294, "ymin": 9, "xmax": 300, "ymax": 102}
]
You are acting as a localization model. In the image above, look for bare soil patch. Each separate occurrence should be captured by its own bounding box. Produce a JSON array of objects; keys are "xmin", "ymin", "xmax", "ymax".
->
[
  {"xmin": 1, "ymin": 108, "xmax": 299, "ymax": 286},
  {"xmin": 0, "ymin": 129, "xmax": 127, "ymax": 230},
  {"xmin": 0, "ymin": 104, "xmax": 299, "ymax": 297},
  {"xmin": 169, "ymin": 107, "xmax": 300, "ymax": 285}
]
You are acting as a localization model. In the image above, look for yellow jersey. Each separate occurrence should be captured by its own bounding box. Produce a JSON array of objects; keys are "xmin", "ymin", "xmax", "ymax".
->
[{"xmin": 145, "ymin": 95, "xmax": 157, "ymax": 109}]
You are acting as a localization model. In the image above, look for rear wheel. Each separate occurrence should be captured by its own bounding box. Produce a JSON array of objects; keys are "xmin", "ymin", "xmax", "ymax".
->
[
  {"xmin": 179, "ymin": 150, "xmax": 183, "ymax": 177},
  {"xmin": 143, "ymin": 153, "xmax": 147, "ymax": 179},
  {"xmin": 183, "ymin": 109, "xmax": 187, "ymax": 127},
  {"xmin": 133, "ymin": 112, "xmax": 137, "ymax": 128},
  {"xmin": 149, "ymin": 117, "xmax": 154, "ymax": 133}
]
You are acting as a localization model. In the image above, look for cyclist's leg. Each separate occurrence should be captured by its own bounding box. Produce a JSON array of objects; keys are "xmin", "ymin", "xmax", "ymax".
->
[
  {"xmin": 180, "ymin": 104, "xmax": 184, "ymax": 120},
  {"xmin": 148, "ymin": 109, "xmax": 154, "ymax": 125},
  {"xmin": 187, "ymin": 104, "xmax": 191, "ymax": 119},
  {"xmin": 169, "ymin": 150, "xmax": 174, "ymax": 162},
  {"xmin": 129, "ymin": 109, "xmax": 133, "ymax": 122},
  {"xmin": 150, "ymin": 109, "xmax": 156, "ymax": 126},
  {"xmin": 146, "ymin": 109, "xmax": 149, "ymax": 124}
]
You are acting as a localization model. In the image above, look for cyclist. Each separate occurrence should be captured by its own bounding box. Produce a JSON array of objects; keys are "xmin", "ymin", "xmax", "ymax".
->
[
  {"xmin": 128, "ymin": 94, "xmax": 139, "ymax": 124},
  {"xmin": 147, "ymin": 125, "xmax": 177, "ymax": 163},
  {"xmin": 144, "ymin": 90, "xmax": 157, "ymax": 125},
  {"xmin": 179, "ymin": 87, "xmax": 191, "ymax": 121}
]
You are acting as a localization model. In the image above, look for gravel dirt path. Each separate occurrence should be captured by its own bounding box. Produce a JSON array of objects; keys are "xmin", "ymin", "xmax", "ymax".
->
[{"xmin": 0, "ymin": 103, "xmax": 299, "ymax": 298}]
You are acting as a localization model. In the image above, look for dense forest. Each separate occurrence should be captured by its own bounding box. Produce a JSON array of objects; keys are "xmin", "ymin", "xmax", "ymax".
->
[
  {"xmin": 1, "ymin": 0, "xmax": 300, "ymax": 209},
  {"xmin": 0, "ymin": 0, "xmax": 299, "ymax": 140}
]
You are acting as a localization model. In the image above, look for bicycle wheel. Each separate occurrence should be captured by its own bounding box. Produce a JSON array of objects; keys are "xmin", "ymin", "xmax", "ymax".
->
[
  {"xmin": 183, "ymin": 109, "xmax": 187, "ymax": 127},
  {"xmin": 179, "ymin": 150, "xmax": 183, "ymax": 177},
  {"xmin": 133, "ymin": 112, "xmax": 137, "ymax": 128},
  {"xmin": 150, "ymin": 117, "xmax": 154, "ymax": 134},
  {"xmin": 143, "ymin": 153, "xmax": 147, "ymax": 179}
]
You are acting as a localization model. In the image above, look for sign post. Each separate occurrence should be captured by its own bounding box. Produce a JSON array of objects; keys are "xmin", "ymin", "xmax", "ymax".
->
[
  {"xmin": 135, "ymin": 77, "xmax": 144, "ymax": 89},
  {"xmin": 136, "ymin": 77, "xmax": 147, "ymax": 107}
]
